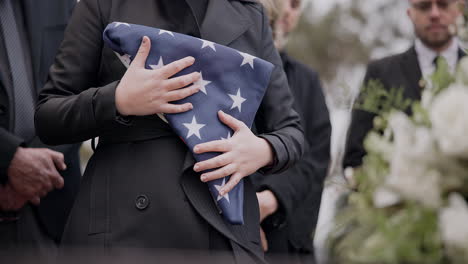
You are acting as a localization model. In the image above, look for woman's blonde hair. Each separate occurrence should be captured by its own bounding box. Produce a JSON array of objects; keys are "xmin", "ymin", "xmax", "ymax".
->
[
  {"xmin": 257, "ymin": 0, "xmax": 282, "ymax": 26},
  {"xmin": 256, "ymin": 0, "xmax": 285, "ymax": 48}
]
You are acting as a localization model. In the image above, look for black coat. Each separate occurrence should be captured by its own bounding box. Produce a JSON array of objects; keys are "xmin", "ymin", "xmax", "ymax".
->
[
  {"xmin": 35, "ymin": 0, "xmax": 304, "ymax": 263},
  {"xmin": 0, "ymin": 0, "xmax": 81, "ymax": 242},
  {"xmin": 252, "ymin": 52, "xmax": 331, "ymax": 254},
  {"xmin": 344, "ymin": 46, "xmax": 466, "ymax": 168}
]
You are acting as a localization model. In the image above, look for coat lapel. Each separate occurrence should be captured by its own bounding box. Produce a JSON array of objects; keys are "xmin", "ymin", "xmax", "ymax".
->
[
  {"xmin": 197, "ymin": 0, "xmax": 253, "ymax": 46},
  {"xmin": 400, "ymin": 46, "xmax": 423, "ymax": 100}
]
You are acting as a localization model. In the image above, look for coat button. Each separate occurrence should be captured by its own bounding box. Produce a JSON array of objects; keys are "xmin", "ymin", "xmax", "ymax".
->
[{"xmin": 135, "ymin": 194, "xmax": 149, "ymax": 210}]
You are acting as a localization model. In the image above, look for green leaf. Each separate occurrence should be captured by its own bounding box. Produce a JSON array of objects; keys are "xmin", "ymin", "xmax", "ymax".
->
[{"xmin": 354, "ymin": 79, "xmax": 412, "ymax": 118}]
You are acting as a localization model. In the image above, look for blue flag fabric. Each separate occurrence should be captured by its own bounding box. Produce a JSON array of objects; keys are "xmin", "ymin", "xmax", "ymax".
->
[{"xmin": 103, "ymin": 22, "xmax": 274, "ymax": 225}]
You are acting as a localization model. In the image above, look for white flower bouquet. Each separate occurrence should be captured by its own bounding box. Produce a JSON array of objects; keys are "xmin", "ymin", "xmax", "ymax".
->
[{"xmin": 329, "ymin": 57, "xmax": 468, "ymax": 264}]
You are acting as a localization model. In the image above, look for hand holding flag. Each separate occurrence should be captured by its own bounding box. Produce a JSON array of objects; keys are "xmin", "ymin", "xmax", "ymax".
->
[
  {"xmin": 115, "ymin": 36, "xmax": 201, "ymax": 116},
  {"xmin": 103, "ymin": 22, "xmax": 274, "ymax": 224},
  {"xmin": 193, "ymin": 110, "xmax": 274, "ymax": 197}
]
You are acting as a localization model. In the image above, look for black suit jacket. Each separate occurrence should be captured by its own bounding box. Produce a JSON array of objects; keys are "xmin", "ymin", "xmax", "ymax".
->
[
  {"xmin": 35, "ymin": 0, "xmax": 304, "ymax": 262},
  {"xmin": 344, "ymin": 46, "xmax": 466, "ymax": 168},
  {"xmin": 0, "ymin": 0, "xmax": 80, "ymax": 242},
  {"xmin": 252, "ymin": 52, "xmax": 331, "ymax": 252}
]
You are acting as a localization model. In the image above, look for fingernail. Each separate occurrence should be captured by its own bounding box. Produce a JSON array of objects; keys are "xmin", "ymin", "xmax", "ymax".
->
[
  {"xmin": 188, "ymin": 56, "xmax": 195, "ymax": 63},
  {"xmin": 194, "ymin": 164, "xmax": 199, "ymax": 171},
  {"xmin": 200, "ymin": 175, "xmax": 206, "ymax": 182},
  {"xmin": 193, "ymin": 146, "xmax": 199, "ymax": 153},
  {"xmin": 142, "ymin": 36, "xmax": 147, "ymax": 44}
]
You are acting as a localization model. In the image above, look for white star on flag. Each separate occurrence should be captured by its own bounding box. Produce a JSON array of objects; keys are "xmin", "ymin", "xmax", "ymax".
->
[
  {"xmin": 114, "ymin": 22, "xmax": 130, "ymax": 28},
  {"xmin": 228, "ymin": 88, "xmax": 246, "ymax": 112},
  {"xmin": 201, "ymin": 40, "xmax": 216, "ymax": 51},
  {"xmin": 221, "ymin": 132, "xmax": 231, "ymax": 140},
  {"xmin": 159, "ymin": 29, "xmax": 175, "ymax": 37},
  {"xmin": 214, "ymin": 178, "xmax": 230, "ymax": 203},
  {"xmin": 150, "ymin": 57, "xmax": 165, "ymax": 70},
  {"xmin": 194, "ymin": 72, "xmax": 211, "ymax": 95},
  {"xmin": 183, "ymin": 116, "xmax": 206, "ymax": 140},
  {"xmin": 239, "ymin": 51, "xmax": 256, "ymax": 69}
]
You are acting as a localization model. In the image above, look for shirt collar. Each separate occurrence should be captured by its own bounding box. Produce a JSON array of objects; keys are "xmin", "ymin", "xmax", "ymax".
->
[{"xmin": 415, "ymin": 38, "xmax": 459, "ymax": 77}]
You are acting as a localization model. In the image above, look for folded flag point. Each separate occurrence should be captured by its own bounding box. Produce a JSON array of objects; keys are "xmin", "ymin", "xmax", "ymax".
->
[{"xmin": 103, "ymin": 22, "xmax": 274, "ymax": 225}]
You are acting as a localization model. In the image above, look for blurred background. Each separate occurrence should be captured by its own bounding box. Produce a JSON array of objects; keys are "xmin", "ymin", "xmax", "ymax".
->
[{"xmin": 288, "ymin": 0, "xmax": 467, "ymax": 178}]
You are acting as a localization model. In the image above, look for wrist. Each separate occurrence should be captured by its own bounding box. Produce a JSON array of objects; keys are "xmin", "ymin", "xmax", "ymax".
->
[
  {"xmin": 115, "ymin": 83, "xmax": 130, "ymax": 116},
  {"xmin": 258, "ymin": 138, "xmax": 274, "ymax": 168}
]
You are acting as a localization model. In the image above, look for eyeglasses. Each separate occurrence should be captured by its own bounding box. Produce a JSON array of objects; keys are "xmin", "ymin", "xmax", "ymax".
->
[{"xmin": 411, "ymin": 0, "xmax": 457, "ymax": 13}]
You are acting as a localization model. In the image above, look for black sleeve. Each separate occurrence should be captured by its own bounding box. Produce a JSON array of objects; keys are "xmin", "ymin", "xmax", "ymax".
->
[
  {"xmin": 260, "ymin": 70, "xmax": 331, "ymax": 222},
  {"xmin": 0, "ymin": 128, "xmax": 23, "ymax": 184},
  {"xmin": 343, "ymin": 62, "xmax": 379, "ymax": 169},
  {"xmin": 254, "ymin": 7, "xmax": 304, "ymax": 174},
  {"xmin": 35, "ymin": 0, "xmax": 123, "ymax": 145}
]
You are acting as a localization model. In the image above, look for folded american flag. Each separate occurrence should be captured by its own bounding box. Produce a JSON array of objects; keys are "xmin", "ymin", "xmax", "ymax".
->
[{"xmin": 103, "ymin": 22, "xmax": 274, "ymax": 225}]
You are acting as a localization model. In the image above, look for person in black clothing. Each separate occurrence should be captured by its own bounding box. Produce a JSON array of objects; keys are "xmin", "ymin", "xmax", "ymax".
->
[
  {"xmin": 254, "ymin": 0, "xmax": 332, "ymax": 263},
  {"xmin": 0, "ymin": 0, "xmax": 81, "ymax": 260},
  {"xmin": 35, "ymin": 1, "xmax": 304, "ymax": 263},
  {"xmin": 344, "ymin": 0, "xmax": 466, "ymax": 169}
]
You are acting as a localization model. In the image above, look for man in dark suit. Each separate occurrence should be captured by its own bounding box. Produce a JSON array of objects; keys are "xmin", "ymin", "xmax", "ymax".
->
[
  {"xmin": 0, "ymin": 0, "xmax": 80, "ymax": 258},
  {"xmin": 344, "ymin": 0, "xmax": 466, "ymax": 169},
  {"xmin": 253, "ymin": 0, "xmax": 331, "ymax": 263},
  {"xmin": 35, "ymin": 0, "xmax": 304, "ymax": 263}
]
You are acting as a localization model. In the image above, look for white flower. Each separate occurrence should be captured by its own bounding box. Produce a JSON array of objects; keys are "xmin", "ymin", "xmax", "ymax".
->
[
  {"xmin": 421, "ymin": 87, "xmax": 433, "ymax": 109},
  {"xmin": 384, "ymin": 112, "xmax": 442, "ymax": 208},
  {"xmin": 363, "ymin": 131, "xmax": 393, "ymax": 160},
  {"xmin": 439, "ymin": 193, "xmax": 468, "ymax": 249},
  {"xmin": 430, "ymin": 84, "xmax": 468, "ymax": 159},
  {"xmin": 389, "ymin": 112, "xmax": 438, "ymax": 163},
  {"xmin": 373, "ymin": 187, "xmax": 401, "ymax": 208},
  {"xmin": 386, "ymin": 162, "xmax": 442, "ymax": 208}
]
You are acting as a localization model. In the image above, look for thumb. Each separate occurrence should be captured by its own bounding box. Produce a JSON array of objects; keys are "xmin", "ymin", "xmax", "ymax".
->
[
  {"xmin": 218, "ymin": 110, "xmax": 244, "ymax": 132},
  {"xmin": 132, "ymin": 36, "xmax": 151, "ymax": 68}
]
